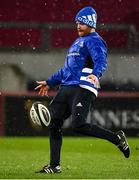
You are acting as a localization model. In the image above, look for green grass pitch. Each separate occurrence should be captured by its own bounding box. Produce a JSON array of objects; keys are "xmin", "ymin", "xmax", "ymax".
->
[{"xmin": 0, "ymin": 137, "xmax": 139, "ymax": 179}]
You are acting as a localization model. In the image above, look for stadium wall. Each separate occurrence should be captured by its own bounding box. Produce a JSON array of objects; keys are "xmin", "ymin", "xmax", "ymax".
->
[{"xmin": 0, "ymin": 52, "xmax": 139, "ymax": 87}]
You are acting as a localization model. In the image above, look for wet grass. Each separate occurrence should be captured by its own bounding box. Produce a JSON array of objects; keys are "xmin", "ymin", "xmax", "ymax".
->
[{"xmin": 0, "ymin": 137, "xmax": 139, "ymax": 179}]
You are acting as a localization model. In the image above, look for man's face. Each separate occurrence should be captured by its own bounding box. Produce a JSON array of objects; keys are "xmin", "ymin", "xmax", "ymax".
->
[{"xmin": 76, "ymin": 21, "xmax": 92, "ymax": 37}]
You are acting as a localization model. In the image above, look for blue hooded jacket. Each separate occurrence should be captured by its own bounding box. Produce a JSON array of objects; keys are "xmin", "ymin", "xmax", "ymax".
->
[{"xmin": 46, "ymin": 32, "xmax": 107, "ymax": 96}]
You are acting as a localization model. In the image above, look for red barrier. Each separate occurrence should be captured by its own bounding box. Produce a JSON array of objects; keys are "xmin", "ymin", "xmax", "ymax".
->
[
  {"xmin": 1, "ymin": 91, "xmax": 139, "ymax": 98},
  {"xmin": 99, "ymin": 91, "xmax": 139, "ymax": 98}
]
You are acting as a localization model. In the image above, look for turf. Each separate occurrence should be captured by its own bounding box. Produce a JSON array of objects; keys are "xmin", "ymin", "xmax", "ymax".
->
[{"xmin": 0, "ymin": 137, "xmax": 139, "ymax": 179}]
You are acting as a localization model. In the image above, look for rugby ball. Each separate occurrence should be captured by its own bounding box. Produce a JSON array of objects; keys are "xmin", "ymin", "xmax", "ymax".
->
[{"xmin": 30, "ymin": 102, "xmax": 51, "ymax": 127}]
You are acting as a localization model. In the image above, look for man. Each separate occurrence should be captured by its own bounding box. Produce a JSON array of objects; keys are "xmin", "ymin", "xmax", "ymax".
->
[{"xmin": 35, "ymin": 6, "xmax": 130, "ymax": 173}]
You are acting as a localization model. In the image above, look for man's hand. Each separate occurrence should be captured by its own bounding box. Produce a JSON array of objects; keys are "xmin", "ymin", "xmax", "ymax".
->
[
  {"xmin": 87, "ymin": 74, "xmax": 100, "ymax": 88},
  {"xmin": 35, "ymin": 81, "xmax": 49, "ymax": 96}
]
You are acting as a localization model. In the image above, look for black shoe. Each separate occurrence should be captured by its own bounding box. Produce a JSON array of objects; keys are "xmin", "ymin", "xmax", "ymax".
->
[
  {"xmin": 116, "ymin": 130, "xmax": 130, "ymax": 158},
  {"xmin": 36, "ymin": 164, "xmax": 61, "ymax": 174}
]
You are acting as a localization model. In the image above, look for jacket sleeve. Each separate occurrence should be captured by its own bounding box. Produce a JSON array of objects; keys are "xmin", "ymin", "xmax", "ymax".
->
[
  {"xmin": 85, "ymin": 39, "xmax": 108, "ymax": 79},
  {"xmin": 46, "ymin": 68, "xmax": 63, "ymax": 87}
]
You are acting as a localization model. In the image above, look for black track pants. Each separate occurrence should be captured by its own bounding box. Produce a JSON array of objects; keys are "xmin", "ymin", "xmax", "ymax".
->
[{"xmin": 49, "ymin": 86, "xmax": 119, "ymax": 166}]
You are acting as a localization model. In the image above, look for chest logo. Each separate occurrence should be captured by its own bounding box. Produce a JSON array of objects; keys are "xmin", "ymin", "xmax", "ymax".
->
[{"xmin": 79, "ymin": 41, "xmax": 84, "ymax": 47}]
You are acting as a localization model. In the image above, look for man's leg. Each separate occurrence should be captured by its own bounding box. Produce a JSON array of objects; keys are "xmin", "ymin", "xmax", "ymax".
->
[
  {"xmin": 38, "ymin": 87, "xmax": 71, "ymax": 173},
  {"xmin": 71, "ymin": 88, "xmax": 130, "ymax": 157},
  {"xmin": 49, "ymin": 88, "xmax": 71, "ymax": 167},
  {"xmin": 49, "ymin": 118, "xmax": 63, "ymax": 167}
]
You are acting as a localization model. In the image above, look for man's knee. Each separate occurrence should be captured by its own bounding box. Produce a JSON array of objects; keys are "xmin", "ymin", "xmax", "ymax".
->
[
  {"xmin": 50, "ymin": 124, "xmax": 62, "ymax": 140},
  {"xmin": 72, "ymin": 122, "xmax": 91, "ymax": 133}
]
